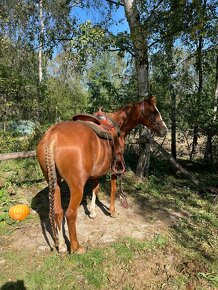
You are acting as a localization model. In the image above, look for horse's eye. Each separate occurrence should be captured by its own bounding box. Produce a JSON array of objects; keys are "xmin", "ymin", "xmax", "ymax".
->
[
  {"xmin": 151, "ymin": 111, "xmax": 156, "ymax": 119},
  {"xmin": 150, "ymin": 110, "xmax": 159, "ymax": 123}
]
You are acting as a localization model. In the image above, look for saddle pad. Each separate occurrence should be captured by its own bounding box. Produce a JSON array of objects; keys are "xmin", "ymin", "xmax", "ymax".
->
[{"xmin": 75, "ymin": 120, "xmax": 112, "ymax": 140}]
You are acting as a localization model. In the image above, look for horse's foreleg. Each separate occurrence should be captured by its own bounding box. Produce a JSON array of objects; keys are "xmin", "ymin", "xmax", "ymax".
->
[
  {"xmin": 110, "ymin": 174, "xmax": 117, "ymax": 218},
  {"xmin": 66, "ymin": 185, "xmax": 85, "ymax": 254},
  {"xmin": 89, "ymin": 179, "xmax": 100, "ymax": 219},
  {"xmin": 54, "ymin": 180, "xmax": 67, "ymax": 253}
]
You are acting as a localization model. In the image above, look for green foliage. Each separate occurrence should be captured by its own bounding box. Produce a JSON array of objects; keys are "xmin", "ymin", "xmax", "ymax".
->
[
  {"xmin": 0, "ymin": 123, "xmax": 48, "ymax": 153},
  {"xmin": 0, "ymin": 130, "xmax": 34, "ymax": 153},
  {"xmin": 0, "ymin": 159, "xmax": 42, "ymax": 186},
  {"xmin": 0, "ymin": 186, "xmax": 16, "ymax": 225},
  {"xmin": 71, "ymin": 20, "xmax": 110, "ymax": 66},
  {"xmin": 87, "ymin": 51, "xmax": 129, "ymax": 111},
  {"xmin": 0, "ymin": 0, "xmax": 217, "ymax": 165},
  {"xmin": 37, "ymin": 50, "xmax": 91, "ymax": 122},
  {"xmin": 0, "ymin": 37, "xmax": 39, "ymax": 122},
  {"xmin": 0, "ymin": 158, "xmax": 42, "ymax": 229},
  {"xmin": 44, "ymin": 76, "xmax": 89, "ymax": 121}
]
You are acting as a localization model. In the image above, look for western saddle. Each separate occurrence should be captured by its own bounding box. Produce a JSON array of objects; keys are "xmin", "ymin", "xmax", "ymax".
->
[{"xmin": 72, "ymin": 110, "xmax": 125, "ymax": 175}]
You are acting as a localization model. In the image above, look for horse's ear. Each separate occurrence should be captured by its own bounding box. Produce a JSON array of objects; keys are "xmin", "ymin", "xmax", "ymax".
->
[{"xmin": 148, "ymin": 95, "xmax": 157, "ymax": 106}]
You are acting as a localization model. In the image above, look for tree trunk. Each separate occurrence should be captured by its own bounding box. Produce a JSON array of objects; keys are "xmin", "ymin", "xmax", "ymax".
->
[
  {"xmin": 213, "ymin": 55, "xmax": 218, "ymax": 121},
  {"xmin": 128, "ymin": 137, "xmax": 205, "ymax": 191},
  {"xmin": 204, "ymin": 55, "xmax": 218, "ymax": 163},
  {"xmin": 0, "ymin": 151, "xmax": 36, "ymax": 161},
  {"xmin": 170, "ymin": 86, "xmax": 176, "ymax": 159},
  {"xmin": 166, "ymin": 38, "xmax": 177, "ymax": 160},
  {"xmin": 3, "ymin": 95, "xmax": 7, "ymax": 132},
  {"xmin": 3, "ymin": 121, "xmax": 6, "ymax": 132},
  {"xmin": 123, "ymin": 0, "xmax": 150, "ymax": 177},
  {"xmin": 204, "ymin": 133, "xmax": 213, "ymax": 163},
  {"xmin": 190, "ymin": 124, "xmax": 198, "ymax": 160},
  {"xmin": 123, "ymin": 0, "xmax": 149, "ymax": 99},
  {"xmin": 136, "ymin": 127, "xmax": 151, "ymax": 177},
  {"xmin": 38, "ymin": 0, "xmax": 44, "ymax": 83},
  {"xmin": 190, "ymin": 31, "xmax": 204, "ymax": 160}
]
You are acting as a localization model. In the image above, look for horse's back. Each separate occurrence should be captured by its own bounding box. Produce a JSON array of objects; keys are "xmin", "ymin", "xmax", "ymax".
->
[{"xmin": 37, "ymin": 121, "xmax": 112, "ymax": 181}]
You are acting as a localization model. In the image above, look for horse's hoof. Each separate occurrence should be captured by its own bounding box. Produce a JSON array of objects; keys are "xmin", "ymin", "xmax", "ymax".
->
[
  {"xmin": 76, "ymin": 247, "xmax": 86, "ymax": 254},
  {"xmin": 89, "ymin": 211, "xmax": 97, "ymax": 219},
  {"xmin": 59, "ymin": 244, "xmax": 68, "ymax": 253},
  {"xmin": 110, "ymin": 211, "xmax": 118, "ymax": 218}
]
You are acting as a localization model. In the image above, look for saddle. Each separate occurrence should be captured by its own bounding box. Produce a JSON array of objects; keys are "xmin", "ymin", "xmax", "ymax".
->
[
  {"xmin": 72, "ymin": 112, "xmax": 125, "ymax": 175},
  {"xmin": 72, "ymin": 114, "xmax": 101, "ymax": 125}
]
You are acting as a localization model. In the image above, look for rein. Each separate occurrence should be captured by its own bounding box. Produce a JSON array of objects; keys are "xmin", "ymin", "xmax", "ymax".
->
[{"xmin": 94, "ymin": 110, "xmax": 128, "ymax": 208}]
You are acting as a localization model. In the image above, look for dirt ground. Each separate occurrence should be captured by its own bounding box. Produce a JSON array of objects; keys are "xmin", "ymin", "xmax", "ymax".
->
[
  {"xmin": 1, "ymin": 183, "xmax": 168, "ymax": 254},
  {"xmin": 1, "ymin": 171, "xmax": 217, "ymax": 289}
]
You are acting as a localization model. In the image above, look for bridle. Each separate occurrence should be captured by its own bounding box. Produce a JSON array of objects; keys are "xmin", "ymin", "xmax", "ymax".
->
[{"xmin": 140, "ymin": 102, "xmax": 162, "ymax": 130}]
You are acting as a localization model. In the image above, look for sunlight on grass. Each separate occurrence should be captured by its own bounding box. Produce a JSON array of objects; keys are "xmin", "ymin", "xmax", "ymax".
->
[
  {"xmin": 0, "ymin": 159, "xmax": 217, "ymax": 289},
  {"xmin": 69, "ymin": 249, "xmax": 106, "ymax": 289}
]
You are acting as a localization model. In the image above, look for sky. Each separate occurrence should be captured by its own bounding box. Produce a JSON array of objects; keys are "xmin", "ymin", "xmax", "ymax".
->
[
  {"xmin": 53, "ymin": 4, "xmax": 129, "ymax": 61},
  {"xmin": 71, "ymin": 4, "xmax": 129, "ymax": 35}
]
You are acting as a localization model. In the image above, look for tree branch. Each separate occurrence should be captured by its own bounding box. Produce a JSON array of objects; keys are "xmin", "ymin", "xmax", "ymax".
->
[
  {"xmin": 106, "ymin": 0, "xmax": 124, "ymax": 7},
  {"xmin": 127, "ymin": 137, "xmax": 206, "ymax": 191},
  {"xmin": 0, "ymin": 151, "xmax": 36, "ymax": 161}
]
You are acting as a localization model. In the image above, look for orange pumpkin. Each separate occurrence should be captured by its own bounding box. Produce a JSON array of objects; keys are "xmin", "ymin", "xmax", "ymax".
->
[{"xmin": 9, "ymin": 204, "xmax": 30, "ymax": 221}]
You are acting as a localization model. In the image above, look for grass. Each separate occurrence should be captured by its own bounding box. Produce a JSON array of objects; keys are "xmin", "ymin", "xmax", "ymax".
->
[
  {"xmin": 0, "ymin": 157, "xmax": 218, "ymax": 289},
  {"xmin": 124, "ymin": 170, "xmax": 218, "ymax": 261},
  {"xmin": 0, "ymin": 236, "xmax": 181, "ymax": 289}
]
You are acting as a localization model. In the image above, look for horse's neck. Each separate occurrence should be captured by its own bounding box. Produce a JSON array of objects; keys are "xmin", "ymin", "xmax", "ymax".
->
[{"xmin": 110, "ymin": 103, "xmax": 141, "ymax": 137}]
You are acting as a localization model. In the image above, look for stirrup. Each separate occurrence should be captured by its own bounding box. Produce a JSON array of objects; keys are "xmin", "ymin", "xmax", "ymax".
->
[{"xmin": 112, "ymin": 160, "xmax": 126, "ymax": 175}]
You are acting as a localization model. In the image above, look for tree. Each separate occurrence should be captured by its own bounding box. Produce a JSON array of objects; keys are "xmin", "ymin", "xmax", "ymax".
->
[
  {"xmin": 0, "ymin": 37, "xmax": 39, "ymax": 126},
  {"xmin": 204, "ymin": 54, "xmax": 218, "ymax": 163},
  {"xmin": 1, "ymin": 0, "xmax": 217, "ymax": 165},
  {"xmin": 43, "ymin": 51, "xmax": 89, "ymax": 122},
  {"xmin": 123, "ymin": 0, "xmax": 149, "ymax": 98},
  {"xmin": 87, "ymin": 51, "xmax": 127, "ymax": 111}
]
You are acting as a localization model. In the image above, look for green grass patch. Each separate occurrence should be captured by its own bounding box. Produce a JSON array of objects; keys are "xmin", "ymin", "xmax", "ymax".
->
[
  {"xmin": 0, "ymin": 158, "xmax": 43, "ymax": 186},
  {"xmin": 0, "ymin": 158, "xmax": 217, "ymax": 289}
]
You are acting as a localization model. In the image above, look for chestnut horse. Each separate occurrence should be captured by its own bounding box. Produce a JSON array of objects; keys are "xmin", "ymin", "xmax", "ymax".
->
[{"xmin": 36, "ymin": 96, "xmax": 167, "ymax": 253}]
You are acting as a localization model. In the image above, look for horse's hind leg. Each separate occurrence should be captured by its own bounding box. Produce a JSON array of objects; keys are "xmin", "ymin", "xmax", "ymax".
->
[
  {"xmin": 89, "ymin": 179, "xmax": 100, "ymax": 219},
  {"xmin": 54, "ymin": 179, "xmax": 67, "ymax": 253},
  {"xmin": 66, "ymin": 183, "xmax": 85, "ymax": 254}
]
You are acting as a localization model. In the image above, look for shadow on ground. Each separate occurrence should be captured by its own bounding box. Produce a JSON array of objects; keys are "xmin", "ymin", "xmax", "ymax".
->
[
  {"xmin": 1, "ymin": 280, "xmax": 26, "ymax": 290},
  {"xmin": 30, "ymin": 164, "xmax": 217, "ymax": 261},
  {"xmin": 31, "ymin": 179, "xmax": 112, "ymax": 251}
]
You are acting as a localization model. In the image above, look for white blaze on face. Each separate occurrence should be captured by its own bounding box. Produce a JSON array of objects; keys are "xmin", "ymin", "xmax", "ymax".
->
[{"xmin": 154, "ymin": 105, "xmax": 168, "ymax": 130}]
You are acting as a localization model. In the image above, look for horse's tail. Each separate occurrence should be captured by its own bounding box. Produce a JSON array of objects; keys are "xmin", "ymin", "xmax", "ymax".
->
[{"xmin": 45, "ymin": 140, "xmax": 58, "ymax": 247}]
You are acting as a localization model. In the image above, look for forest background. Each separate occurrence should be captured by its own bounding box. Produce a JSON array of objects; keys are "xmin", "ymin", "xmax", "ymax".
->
[
  {"xmin": 0, "ymin": 1, "xmax": 218, "ymax": 289},
  {"xmin": 0, "ymin": 0, "xmax": 217, "ymax": 166}
]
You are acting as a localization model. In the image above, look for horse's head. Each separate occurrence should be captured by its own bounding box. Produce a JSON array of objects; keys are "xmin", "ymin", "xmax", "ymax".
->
[{"xmin": 139, "ymin": 96, "xmax": 168, "ymax": 137}]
